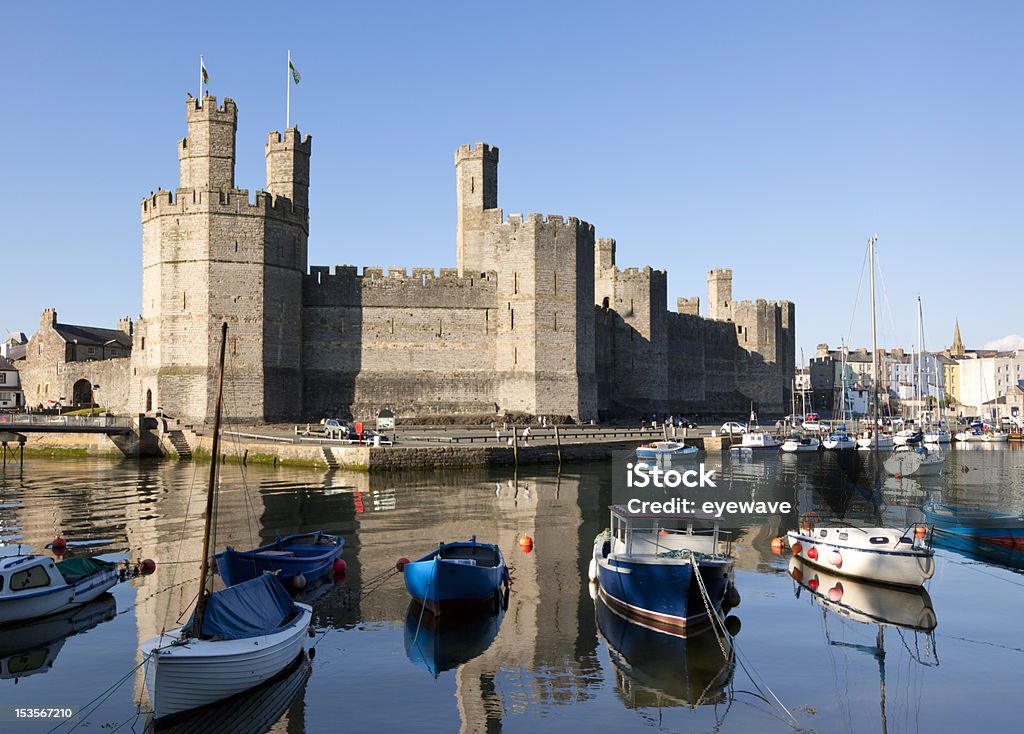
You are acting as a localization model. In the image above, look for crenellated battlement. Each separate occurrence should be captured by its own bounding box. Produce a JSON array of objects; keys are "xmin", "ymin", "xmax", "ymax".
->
[
  {"xmin": 266, "ymin": 128, "xmax": 312, "ymax": 154},
  {"xmin": 140, "ymin": 187, "xmax": 307, "ymax": 225},
  {"xmin": 306, "ymin": 264, "xmax": 496, "ymax": 287},
  {"xmin": 185, "ymin": 94, "xmax": 237, "ymax": 121},
  {"xmin": 454, "ymin": 142, "xmax": 499, "ymax": 163},
  {"xmin": 499, "ymin": 212, "xmax": 595, "ymax": 234}
]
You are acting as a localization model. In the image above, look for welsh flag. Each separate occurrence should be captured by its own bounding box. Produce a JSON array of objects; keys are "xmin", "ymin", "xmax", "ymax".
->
[
  {"xmin": 201, "ymin": 59, "xmax": 209, "ymax": 84},
  {"xmin": 289, "ymin": 59, "xmax": 301, "ymax": 85}
]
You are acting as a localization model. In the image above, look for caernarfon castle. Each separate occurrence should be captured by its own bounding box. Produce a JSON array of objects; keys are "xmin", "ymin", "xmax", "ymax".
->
[{"xmin": 19, "ymin": 94, "xmax": 795, "ymax": 424}]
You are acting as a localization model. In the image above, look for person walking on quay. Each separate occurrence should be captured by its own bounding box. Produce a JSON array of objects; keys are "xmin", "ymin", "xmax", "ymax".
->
[{"xmin": 522, "ymin": 425, "xmax": 531, "ymax": 445}]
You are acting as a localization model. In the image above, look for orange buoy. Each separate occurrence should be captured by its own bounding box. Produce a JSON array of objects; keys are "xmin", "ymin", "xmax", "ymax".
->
[
  {"xmin": 790, "ymin": 566, "xmax": 803, "ymax": 582},
  {"xmin": 52, "ymin": 537, "xmax": 67, "ymax": 556},
  {"xmin": 914, "ymin": 525, "xmax": 927, "ymax": 540},
  {"xmin": 829, "ymin": 550, "xmax": 843, "ymax": 568},
  {"xmin": 807, "ymin": 546, "xmax": 818, "ymax": 561},
  {"xmin": 771, "ymin": 537, "xmax": 785, "ymax": 554},
  {"xmin": 828, "ymin": 583, "xmax": 844, "ymax": 602},
  {"xmin": 519, "ymin": 535, "xmax": 534, "ymax": 553},
  {"xmin": 791, "ymin": 542, "xmax": 803, "ymax": 556}
]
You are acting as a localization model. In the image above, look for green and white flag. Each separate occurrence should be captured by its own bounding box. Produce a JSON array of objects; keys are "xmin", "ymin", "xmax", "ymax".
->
[
  {"xmin": 201, "ymin": 58, "xmax": 209, "ymax": 85},
  {"xmin": 289, "ymin": 59, "xmax": 301, "ymax": 85}
]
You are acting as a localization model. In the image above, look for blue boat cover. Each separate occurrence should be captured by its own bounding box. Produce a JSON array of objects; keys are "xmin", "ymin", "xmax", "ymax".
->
[{"xmin": 188, "ymin": 574, "xmax": 298, "ymax": 640}]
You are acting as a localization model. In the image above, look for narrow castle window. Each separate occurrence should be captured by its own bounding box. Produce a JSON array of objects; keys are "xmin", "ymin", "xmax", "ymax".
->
[
  {"xmin": 514, "ymin": 347, "xmax": 518, "ymax": 366},
  {"xmin": 182, "ymin": 292, "xmax": 187, "ymax": 310},
  {"xmin": 514, "ymin": 272, "xmax": 518, "ymax": 294},
  {"xmin": 553, "ymin": 314, "xmax": 558, "ymax": 332},
  {"xmin": 510, "ymin": 309, "xmax": 515, "ymax": 330},
  {"xmin": 436, "ymin": 319, "xmax": 442, "ymax": 338},
  {"xmin": 554, "ymin": 272, "xmax": 558, "ymax": 293},
  {"xmin": 232, "ymin": 337, "xmax": 238, "ymax": 355},
  {"xmin": 470, "ymin": 177, "xmax": 475, "ymax": 194}
]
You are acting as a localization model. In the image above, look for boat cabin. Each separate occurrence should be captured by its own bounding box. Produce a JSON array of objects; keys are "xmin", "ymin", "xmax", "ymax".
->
[
  {"xmin": 0, "ymin": 555, "xmax": 68, "ymax": 597},
  {"xmin": 606, "ymin": 505, "xmax": 733, "ymax": 559}
]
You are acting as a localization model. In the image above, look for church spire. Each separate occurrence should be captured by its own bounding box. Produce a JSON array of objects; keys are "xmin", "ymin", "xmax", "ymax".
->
[{"xmin": 951, "ymin": 319, "xmax": 965, "ymax": 356}]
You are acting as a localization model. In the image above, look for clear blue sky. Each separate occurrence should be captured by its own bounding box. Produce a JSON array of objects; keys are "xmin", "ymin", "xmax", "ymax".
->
[{"xmin": 2, "ymin": 2, "xmax": 1021, "ymax": 360}]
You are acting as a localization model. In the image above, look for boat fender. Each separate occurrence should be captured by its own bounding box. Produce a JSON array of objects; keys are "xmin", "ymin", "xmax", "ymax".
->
[
  {"xmin": 308, "ymin": 647, "xmax": 316, "ymax": 660},
  {"xmin": 913, "ymin": 525, "xmax": 927, "ymax": 540},
  {"xmin": 829, "ymin": 550, "xmax": 842, "ymax": 568},
  {"xmin": 770, "ymin": 537, "xmax": 785, "ymax": 554},
  {"xmin": 52, "ymin": 537, "xmax": 67, "ymax": 556},
  {"xmin": 138, "ymin": 558, "xmax": 157, "ymax": 575},
  {"xmin": 587, "ymin": 558, "xmax": 598, "ymax": 581},
  {"xmin": 807, "ymin": 547, "xmax": 818, "ymax": 561},
  {"xmin": 789, "ymin": 566, "xmax": 803, "ymax": 582},
  {"xmin": 827, "ymin": 583, "xmax": 844, "ymax": 602},
  {"xmin": 791, "ymin": 542, "xmax": 802, "ymax": 557},
  {"xmin": 396, "ymin": 557, "xmax": 411, "ymax": 572},
  {"xmin": 333, "ymin": 559, "xmax": 347, "ymax": 577},
  {"xmin": 292, "ymin": 573, "xmax": 307, "ymax": 590},
  {"xmin": 725, "ymin": 586, "xmax": 741, "ymax": 608},
  {"xmin": 519, "ymin": 535, "xmax": 534, "ymax": 553},
  {"xmin": 808, "ymin": 577, "xmax": 820, "ymax": 591},
  {"xmin": 724, "ymin": 615, "xmax": 742, "ymax": 637}
]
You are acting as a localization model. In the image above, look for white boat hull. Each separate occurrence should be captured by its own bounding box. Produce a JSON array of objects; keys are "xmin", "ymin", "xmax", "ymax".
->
[
  {"xmin": 883, "ymin": 450, "xmax": 944, "ymax": 477},
  {"xmin": 0, "ymin": 564, "xmax": 118, "ymax": 625},
  {"xmin": 923, "ymin": 431, "xmax": 950, "ymax": 444},
  {"xmin": 141, "ymin": 604, "xmax": 312, "ymax": 721},
  {"xmin": 822, "ymin": 437, "xmax": 857, "ymax": 450},
  {"xmin": 781, "ymin": 440, "xmax": 820, "ymax": 453},
  {"xmin": 857, "ymin": 435, "xmax": 894, "ymax": 450},
  {"xmin": 786, "ymin": 528, "xmax": 934, "ymax": 588}
]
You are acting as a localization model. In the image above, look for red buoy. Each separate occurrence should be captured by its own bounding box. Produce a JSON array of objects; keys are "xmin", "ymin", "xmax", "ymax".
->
[
  {"xmin": 138, "ymin": 558, "xmax": 157, "ymax": 575},
  {"xmin": 333, "ymin": 559, "xmax": 347, "ymax": 576},
  {"xmin": 808, "ymin": 577, "xmax": 820, "ymax": 591},
  {"xmin": 52, "ymin": 537, "xmax": 67, "ymax": 555},
  {"xmin": 519, "ymin": 535, "xmax": 534, "ymax": 553},
  {"xmin": 396, "ymin": 557, "xmax": 411, "ymax": 572},
  {"xmin": 807, "ymin": 546, "xmax": 818, "ymax": 561}
]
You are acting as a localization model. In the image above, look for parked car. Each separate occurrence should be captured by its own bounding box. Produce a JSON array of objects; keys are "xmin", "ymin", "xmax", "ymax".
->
[
  {"xmin": 721, "ymin": 421, "xmax": 747, "ymax": 435},
  {"xmin": 322, "ymin": 418, "xmax": 346, "ymax": 439},
  {"xmin": 676, "ymin": 417, "xmax": 698, "ymax": 429}
]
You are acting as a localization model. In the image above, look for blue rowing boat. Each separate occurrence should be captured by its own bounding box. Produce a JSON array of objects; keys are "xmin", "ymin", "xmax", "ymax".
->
[
  {"xmin": 922, "ymin": 502, "xmax": 1024, "ymax": 550},
  {"xmin": 403, "ymin": 536, "xmax": 510, "ymax": 615},
  {"xmin": 215, "ymin": 532, "xmax": 344, "ymax": 587}
]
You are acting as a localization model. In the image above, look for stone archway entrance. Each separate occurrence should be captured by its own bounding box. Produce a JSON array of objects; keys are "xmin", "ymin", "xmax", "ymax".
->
[{"xmin": 72, "ymin": 379, "xmax": 93, "ymax": 407}]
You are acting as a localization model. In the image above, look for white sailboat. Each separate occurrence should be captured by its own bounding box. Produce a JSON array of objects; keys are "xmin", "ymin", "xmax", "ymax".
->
[
  {"xmin": 140, "ymin": 324, "xmax": 312, "ymax": 722},
  {"xmin": 789, "ymin": 236, "xmax": 936, "ymax": 588}
]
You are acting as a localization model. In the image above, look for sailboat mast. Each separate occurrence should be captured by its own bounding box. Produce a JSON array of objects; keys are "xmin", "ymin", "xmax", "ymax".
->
[
  {"xmin": 916, "ymin": 295, "xmax": 924, "ymax": 422},
  {"xmin": 192, "ymin": 322, "xmax": 229, "ymax": 639},
  {"xmin": 869, "ymin": 236, "xmax": 879, "ymax": 431}
]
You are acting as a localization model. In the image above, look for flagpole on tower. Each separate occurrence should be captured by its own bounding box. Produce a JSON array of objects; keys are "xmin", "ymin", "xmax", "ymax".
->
[
  {"xmin": 286, "ymin": 50, "xmax": 291, "ymax": 130},
  {"xmin": 199, "ymin": 55, "xmax": 204, "ymax": 108}
]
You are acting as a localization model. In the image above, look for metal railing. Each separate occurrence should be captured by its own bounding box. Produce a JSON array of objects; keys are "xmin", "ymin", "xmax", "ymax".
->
[{"xmin": 0, "ymin": 413, "xmax": 133, "ymax": 430}]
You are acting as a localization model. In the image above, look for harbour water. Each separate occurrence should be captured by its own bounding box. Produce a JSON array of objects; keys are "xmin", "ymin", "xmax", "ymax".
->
[{"xmin": 1, "ymin": 446, "xmax": 1022, "ymax": 733}]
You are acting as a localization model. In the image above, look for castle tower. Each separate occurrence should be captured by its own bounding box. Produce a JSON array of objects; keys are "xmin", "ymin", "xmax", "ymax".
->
[
  {"xmin": 178, "ymin": 95, "xmax": 236, "ymax": 190},
  {"xmin": 708, "ymin": 268, "xmax": 733, "ymax": 321},
  {"xmin": 455, "ymin": 143, "xmax": 500, "ymax": 276},
  {"xmin": 266, "ymin": 129, "xmax": 311, "ymax": 209},
  {"xmin": 136, "ymin": 95, "xmax": 309, "ymax": 424}
]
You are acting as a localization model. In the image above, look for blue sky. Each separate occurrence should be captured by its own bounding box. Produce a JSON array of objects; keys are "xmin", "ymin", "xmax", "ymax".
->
[{"xmin": 2, "ymin": 2, "xmax": 1021, "ymax": 360}]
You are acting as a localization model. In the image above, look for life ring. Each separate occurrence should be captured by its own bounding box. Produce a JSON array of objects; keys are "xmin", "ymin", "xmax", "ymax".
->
[{"xmin": 799, "ymin": 511, "xmax": 820, "ymax": 532}]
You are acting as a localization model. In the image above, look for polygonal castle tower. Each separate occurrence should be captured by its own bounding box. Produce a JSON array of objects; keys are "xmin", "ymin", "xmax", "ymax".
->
[{"xmin": 134, "ymin": 95, "xmax": 310, "ymax": 423}]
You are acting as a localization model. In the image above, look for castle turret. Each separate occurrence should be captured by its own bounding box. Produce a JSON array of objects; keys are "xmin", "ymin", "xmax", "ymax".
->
[
  {"xmin": 266, "ymin": 128, "xmax": 312, "ymax": 210},
  {"xmin": 708, "ymin": 268, "xmax": 733, "ymax": 321},
  {"xmin": 178, "ymin": 95, "xmax": 237, "ymax": 190},
  {"xmin": 455, "ymin": 143, "xmax": 500, "ymax": 276}
]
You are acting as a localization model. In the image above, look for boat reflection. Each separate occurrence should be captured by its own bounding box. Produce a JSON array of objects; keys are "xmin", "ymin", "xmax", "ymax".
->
[
  {"xmin": 595, "ymin": 594, "xmax": 736, "ymax": 711},
  {"xmin": 403, "ymin": 600, "xmax": 505, "ymax": 677},
  {"xmin": 149, "ymin": 651, "xmax": 310, "ymax": 733},
  {"xmin": 787, "ymin": 557, "xmax": 937, "ymax": 631},
  {"xmin": 0, "ymin": 592, "xmax": 116, "ymax": 680}
]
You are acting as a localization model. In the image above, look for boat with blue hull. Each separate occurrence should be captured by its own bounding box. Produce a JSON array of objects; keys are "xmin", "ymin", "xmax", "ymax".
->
[
  {"xmin": 635, "ymin": 441, "xmax": 699, "ymax": 460},
  {"xmin": 923, "ymin": 502, "xmax": 1024, "ymax": 550},
  {"xmin": 216, "ymin": 532, "xmax": 344, "ymax": 587},
  {"xmin": 589, "ymin": 506, "xmax": 736, "ymax": 632},
  {"xmin": 403, "ymin": 537, "xmax": 510, "ymax": 615}
]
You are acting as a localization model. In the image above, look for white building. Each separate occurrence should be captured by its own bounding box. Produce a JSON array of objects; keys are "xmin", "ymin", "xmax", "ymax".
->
[
  {"xmin": 0, "ymin": 356, "xmax": 22, "ymax": 410},
  {"xmin": 957, "ymin": 350, "xmax": 1024, "ymax": 414}
]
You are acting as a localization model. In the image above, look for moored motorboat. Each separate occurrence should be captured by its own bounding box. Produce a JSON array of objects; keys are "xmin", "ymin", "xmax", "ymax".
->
[
  {"xmin": 590, "ymin": 506, "xmax": 737, "ymax": 632},
  {"xmin": 781, "ymin": 434, "xmax": 821, "ymax": 453},
  {"xmin": 403, "ymin": 536, "xmax": 510, "ymax": 615},
  {"xmin": 730, "ymin": 431, "xmax": 783, "ymax": 451},
  {"xmin": 0, "ymin": 554, "xmax": 118, "ymax": 625},
  {"xmin": 893, "ymin": 428, "xmax": 923, "ymax": 447},
  {"xmin": 857, "ymin": 430, "xmax": 894, "ymax": 450},
  {"xmin": 636, "ymin": 441, "xmax": 699, "ymax": 460},
  {"xmin": 216, "ymin": 531, "xmax": 344, "ymax": 587},
  {"xmin": 786, "ymin": 515, "xmax": 934, "ymax": 588},
  {"xmin": 923, "ymin": 428, "xmax": 951, "ymax": 444},
  {"xmin": 822, "ymin": 431, "xmax": 857, "ymax": 450}
]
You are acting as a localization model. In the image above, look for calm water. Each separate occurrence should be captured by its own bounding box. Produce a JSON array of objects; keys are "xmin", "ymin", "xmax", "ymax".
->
[{"xmin": 1, "ymin": 446, "xmax": 1023, "ymax": 733}]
